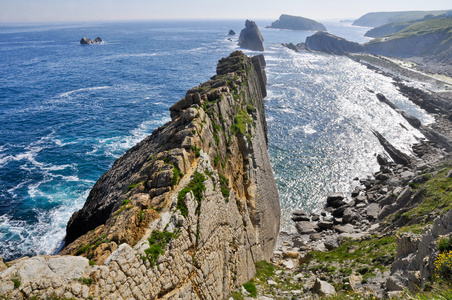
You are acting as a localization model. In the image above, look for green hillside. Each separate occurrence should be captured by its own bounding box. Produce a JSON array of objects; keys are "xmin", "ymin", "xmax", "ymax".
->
[
  {"xmin": 353, "ymin": 10, "xmax": 450, "ymax": 27},
  {"xmin": 386, "ymin": 17, "xmax": 452, "ymax": 41}
]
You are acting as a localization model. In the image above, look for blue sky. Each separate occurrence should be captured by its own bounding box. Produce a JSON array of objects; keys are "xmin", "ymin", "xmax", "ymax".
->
[{"xmin": 0, "ymin": 0, "xmax": 451, "ymax": 23}]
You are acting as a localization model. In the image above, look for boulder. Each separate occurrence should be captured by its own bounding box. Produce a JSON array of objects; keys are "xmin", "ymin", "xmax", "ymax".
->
[
  {"xmin": 343, "ymin": 208, "xmax": 359, "ymax": 223},
  {"xmin": 312, "ymin": 278, "xmax": 336, "ymax": 296},
  {"xmin": 326, "ymin": 192, "xmax": 346, "ymax": 208},
  {"xmin": 228, "ymin": 30, "xmax": 236, "ymax": 35},
  {"xmin": 80, "ymin": 37, "xmax": 93, "ymax": 45},
  {"xmin": 292, "ymin": 209, "xmax": 310, "ymax": 222},
  {"xmin": 317, "ymin": 220, "xmax": 334, "ymax": 230},
  {"xmin": 324, "ymin": 236, "xmax": 340, "ymax": 250},
  {"xmin": 295, "ymin": 221, "xmax": 318, "ymax": 235},
  {"xmin": 238, "ymin": 20, "xmax": 264, "ymax": 51},
  {"xmin": 94, "ymin": 37, "xmax": 102, "ymax": 43}
]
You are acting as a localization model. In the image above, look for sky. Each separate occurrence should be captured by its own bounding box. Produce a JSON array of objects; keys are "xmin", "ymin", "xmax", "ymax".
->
[{"xmin": 0, "ymin": 0, "xmax": 451, "ymax": 23}]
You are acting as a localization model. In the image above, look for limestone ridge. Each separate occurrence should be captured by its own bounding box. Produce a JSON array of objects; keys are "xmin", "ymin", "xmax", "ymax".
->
[
  {"xmin": 0, "ymin": 51, "xmax": 279, "ymax": 299},
  {"xmin": 238, "ymin": 20, "xmax": 265, "ymax": 51}
]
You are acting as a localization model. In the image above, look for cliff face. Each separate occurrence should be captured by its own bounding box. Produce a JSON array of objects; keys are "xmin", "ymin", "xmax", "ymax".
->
[
  {"xmin": 266, "ymin": 14, "xmax": 326, "ymax": 31},
  {"xmin": 305, "ymin": 32, "xmax": 364, "ymax": 55},
  {"xmin": 0, "ymin": 51, "xmax": 280, "ymax": 299}
]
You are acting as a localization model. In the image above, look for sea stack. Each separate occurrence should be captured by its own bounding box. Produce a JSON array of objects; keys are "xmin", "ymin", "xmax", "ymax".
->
[
  {"xmin": 228, "ymin": 29, "xmax": 236, "ymax": 35},
  {"xmin": 238, "ymin": 20, "xmax": 265, "ymax": 51},
  {"xmin": 267, "ymin": 14, "xmax": 327, "ymax": 31}
]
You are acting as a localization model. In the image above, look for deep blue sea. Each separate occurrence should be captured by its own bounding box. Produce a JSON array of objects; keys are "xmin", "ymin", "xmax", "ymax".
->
[{"xmin": 0, "ymin": 20, "xmax": 434, "ymax": 260}]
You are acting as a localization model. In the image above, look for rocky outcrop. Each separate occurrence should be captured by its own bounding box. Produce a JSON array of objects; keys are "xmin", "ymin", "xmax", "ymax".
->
[
  {"xmin": 388, "ymin": 209, "xmax": 452, "ymax": 292},
  {"xmin": 238, "ymin": 20, "xmax": 264, "ymax": 51},
  {"xmin": 266, "ymin": 14, "xmax": 326, "ymax": 31},
  {"xmin": 80, "ymin": 37, "xmax": 102, "ymax": 45},
  {"xmin": 228, "ymin": 30, "xmax": 236, "ymax": 36},
  {"xmin": 305, "ymin": 32, "xmax": 364, "ymax": 55},
  {"xmin": 0, "ymin": 51, "xmax": 280, "ymax": 299}
]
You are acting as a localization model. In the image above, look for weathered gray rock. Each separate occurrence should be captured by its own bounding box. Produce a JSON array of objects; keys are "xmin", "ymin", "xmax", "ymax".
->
[
  {"xmin": 317, "ymin": 220, "xmax": 334, "ymax": 230},
  {"xmin": 312, "ymin": 278, "xmax": 336, "ymax": 296},
  {"xmin": 228, "ymin": 30, "xmax": 236, "ymax": 35},
  {"xmin": 326, "ymin": 192, "xmax": 346, "ymax": 208},
  {"xmin": 324, "ymin": 236, "xmax": 340, "ymax": 250},
  {"xmin": 238, "ymin": 20, "xmax": 264, "ymax": 51},
  {"xmin": 295, "ymin": 221, "xmax": 318, "ymax": 235},
  {"xmin": 367, "ymin": 203, "xmax": 380, "ymax": 220},
  {"xmin": 343, "ymin": 208, "xmax": 359, "ymax": 224}
]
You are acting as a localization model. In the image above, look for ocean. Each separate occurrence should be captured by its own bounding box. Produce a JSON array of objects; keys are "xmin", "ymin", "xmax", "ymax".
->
[{"xmin": 0, "ymin": 20, "xmax": 433, "ymax": 261}]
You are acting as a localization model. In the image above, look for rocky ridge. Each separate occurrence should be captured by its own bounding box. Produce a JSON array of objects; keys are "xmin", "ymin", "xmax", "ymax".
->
[{"xmin": 0, "ymin": 51, "xmax": 280, "ymax": 299}]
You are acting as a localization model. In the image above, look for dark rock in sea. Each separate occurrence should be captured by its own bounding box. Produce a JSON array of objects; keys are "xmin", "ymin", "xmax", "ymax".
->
[
  {"xmin": 326, "ymin": 192, "xmax": 346, "ymax": 208},
  {"xmin": 281, "ymin": 43, "xmax": 299, "ymax": 53},
  {"xmin": 238, "ymin": 20, "xmax": 264, "ymax": 51},
  {"xmin": 372, "ymin": 130, "xmax": 412, "ymax": 166},
  {"xmin": 305, "ymin": 31, "xmax": 364, "ymax": 55},
  {"xmin": 80, "ymin": 37, "xmax": 93, "ymax": 45},
  {"xmin": 228, "ymin": 30, "xmax": 236, "ymax": 35},
  {"xmin": 80, "ymin": 37, "xmax": 102, "ymax": 45},
  {"xmin": 267, "ymin": 14, "xmax": 326, "ymax": 31}
]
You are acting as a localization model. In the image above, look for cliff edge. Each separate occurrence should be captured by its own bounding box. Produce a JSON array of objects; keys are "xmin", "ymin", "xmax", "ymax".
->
[{"xmin": 0, "ymin": 51, "xmax": 280, "ymax": 299}]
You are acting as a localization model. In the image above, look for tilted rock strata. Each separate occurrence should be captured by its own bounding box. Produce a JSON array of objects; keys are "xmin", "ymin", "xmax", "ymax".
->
[
  {"xmin": 238, "ymin": 20, "xmax": 264, "ymax": 51},
  {"xmin": 0, "ymin": 51, "xmax": 280, "ymax": 299}
]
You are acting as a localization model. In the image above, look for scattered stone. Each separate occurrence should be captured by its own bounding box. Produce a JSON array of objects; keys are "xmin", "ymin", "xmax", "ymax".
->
[
  {"xmin": 312, "ymin": 278, "xmax": 336, "ymax": 296},
  {"xmin": 295, "ymin": 221, "xmax": 318, "ymax": 235},
  {"xmin": 317, "ymin": 220, "xmax": 334, "ymax": 230},
  {"xmin": 326, "ymin": 192, "xmax": 346, "ymax": 208},
  {"xmin": 367, "ymin": 203, "xmax": 380, "ymax": 220},
  {"xmin": 334, "ymin": 223, "xmax": 355, "ymax": 234},
  {"xmin": 282, "ymin": 260, "xmax": 295, "ymax": 269},
  {"xmin": 324, "ymin": 236, "xmax": 340, "ymax": 250}
]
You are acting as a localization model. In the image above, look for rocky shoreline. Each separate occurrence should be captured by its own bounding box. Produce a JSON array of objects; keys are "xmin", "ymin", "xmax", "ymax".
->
[{"xmin": 235, "ymin": 47, "xmax": 452, "ymax": 299}]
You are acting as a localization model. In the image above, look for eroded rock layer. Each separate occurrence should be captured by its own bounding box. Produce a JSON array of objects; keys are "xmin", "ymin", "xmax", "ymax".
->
[{"xmin": 0, "ymin": 51, "xmax": 280, "ymax": 299}]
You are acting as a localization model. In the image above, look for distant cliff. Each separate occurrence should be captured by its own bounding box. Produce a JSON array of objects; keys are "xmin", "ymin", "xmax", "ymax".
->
[
  {"xmin": 302, "ymin": 18, "xmax": 452, "ymax": 68},
  {"xmin": 305, "ymin": 31, "xmax": 364, "ymax": 55},
  {"xmin": 0, "ymin": 51, "xmax": 280, "ymax": 299},
  {"xmin": 352, "ymin": 10, "xmax": 449, "ymax": 27},
  {"xmin": 267, "ymin": 14, "xmax": 326, "ymax": 31}
]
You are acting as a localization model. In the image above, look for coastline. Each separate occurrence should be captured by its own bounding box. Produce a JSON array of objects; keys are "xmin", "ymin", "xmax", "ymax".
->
[{"xmin": 256, "ymin": 51, "xmax": 452, "ymax": 299}]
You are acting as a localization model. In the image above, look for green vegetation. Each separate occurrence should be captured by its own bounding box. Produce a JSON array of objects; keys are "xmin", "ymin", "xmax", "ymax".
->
[
  {"xmin": 125, "ymin": 182, "xmax": 140, "ymax": 193},
  {"xmin": 242, "ymin": 281, "xmax": 257, "ymax": 297},
  {"xmin": 435, "ymin": 250, "xmax": 452, "ymax": 282},
  {"xmin": 402, "ymin": 166, "xmax": 452, "ymax": 222},
  {"xmin": 219, "ymin": 173, "xmax": 230, "ymax": 200},
  {"xmin": 255, "ymin": 260, "xmax": 276, "ymax": 281},
  {"xmin": 189, "ymin": 145, "xmax": 201, "ymax": 158},
  {"xmin": 74, "ymin": 243, "xmax": 91, "ymax": 256},
  {"xmin": 11, "ymin": 273, "xmax": 21, "ymax": 289},
  {"xmin": 214, "ymin": 155, "xmax": 220, "ymax": 166},
  {"xmin": 79, "ymin": 277, "xmax": 93, "ymax": 286},
  {"xmin": 177, "ymin": 171, "xmax": 206, "ymax": 217},
  {"xmin": 231, "ymin": 291, "xmax": 244, "ymax": 300},
  {"xmin": 308, "ymin": 235, "xmax": 396, "ymax": 271},
  {"xmin": 171, "ymin": 164, "xmax": 183, "ymax": 186},
  {"xmin": 438, "ymin": 236, "xmax": 452, "ymax": 254},
  {"xmin": 89, "ymin": 260, "xmax": 96, "ymax": 266},
  {"xmin": 143, "ymin": 230, "xmax": 176, "ymax": 266},
  {"xmin": 232, "ymin": 108, "xmax": 253, "ymax": 136},
  {"xmin": 386, "ymin": 18, "xmax": 452, "ymax": 41}
]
